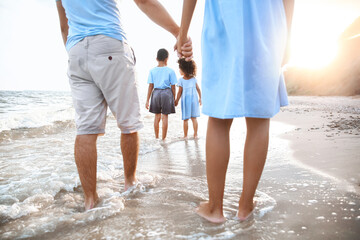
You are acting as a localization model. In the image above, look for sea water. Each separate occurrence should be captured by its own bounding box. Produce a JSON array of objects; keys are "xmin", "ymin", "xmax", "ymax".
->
[{"xmin": 0, "ymin": 91, "xmax": 359, "ymax": 239}]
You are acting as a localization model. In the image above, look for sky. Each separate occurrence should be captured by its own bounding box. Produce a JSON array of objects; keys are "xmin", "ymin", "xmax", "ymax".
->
[{"xmin": 0, "ymin": 0, "xmax": 359, "ymax": 91}]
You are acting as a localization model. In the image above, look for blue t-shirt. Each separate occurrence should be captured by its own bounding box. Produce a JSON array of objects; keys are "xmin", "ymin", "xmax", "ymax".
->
[
  {"xmin": 147, "ymin": 67, "xmax": 177, "ymax": 89},
  {"xmin": 56, "ymin": 0, "xmax": 127, "ymax": 51}
]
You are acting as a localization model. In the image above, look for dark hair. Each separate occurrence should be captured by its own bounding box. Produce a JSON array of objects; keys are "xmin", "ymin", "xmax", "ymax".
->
[
  {"xmin": 156, "ymin": 48, "xmax": 169, "ymax": 61},
  {"xmin": 178, "ymin": 58, "xmax": 197, "ymax": 77}
]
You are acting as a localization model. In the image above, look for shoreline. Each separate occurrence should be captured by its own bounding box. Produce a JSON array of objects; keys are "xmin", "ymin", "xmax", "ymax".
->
[{"xmin": 274, "ymin": 96, "xmax": 360, "ymax": 193}]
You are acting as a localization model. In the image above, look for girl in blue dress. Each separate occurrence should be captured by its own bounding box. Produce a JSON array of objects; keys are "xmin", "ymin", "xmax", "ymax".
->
[
  {"xmin": 175, "ymin": 59, "xmax": 202, "ymax": 138},
  {"xmin": 176, "ymin": 0, "xmax": 294, "ymax": 223}
]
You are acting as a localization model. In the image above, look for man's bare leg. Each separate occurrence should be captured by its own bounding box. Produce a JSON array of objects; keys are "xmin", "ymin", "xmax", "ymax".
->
[
  {"xmin": 161, "ymin": 114, "xmax": 168, "ymax": 140},
  {"xmin": 196, "ymin": 117, "xmax": 233, "ymax": 223},
  {"xmin": 183, "ymin": 119, "xmax": 189, "ymax": 138},
  {"xmin": 154, "ymin": 113, "xmax": 161, "ymax": 139},
  {"xmin": 237, "ymin": 118, "xmax": 269, "ymax": 219},
  {"xmin": 74, "ymin": 134, "xmax": 99, "ymax": 210},
  {"xmin": 191, "ymin": 117, "xmax": 198, "ymax": 138},
  {"xmin": 121, "ymin": 132, "xmax": 139, "ymax": 190}
]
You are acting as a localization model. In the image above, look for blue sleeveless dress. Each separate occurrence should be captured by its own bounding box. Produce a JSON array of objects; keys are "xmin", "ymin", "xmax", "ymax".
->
[{"xmin": 201, "ymin": 0, "xmax": 289, "ymax": 119}]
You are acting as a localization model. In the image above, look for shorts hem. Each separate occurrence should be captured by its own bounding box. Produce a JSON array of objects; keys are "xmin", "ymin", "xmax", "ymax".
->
[
  {"xmin": 120, "ymin": 123, "xmax": 144, "ymax": 134},
  {"xmin": 76, "ymin": 130, "xmax": 105, "ymax": 135},
  {"xmin": 149, "ymin": 110, "xmax": 176, "ymax": 115}
]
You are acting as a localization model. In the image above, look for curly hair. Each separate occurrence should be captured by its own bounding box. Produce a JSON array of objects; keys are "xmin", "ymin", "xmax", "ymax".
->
[{"xmin": 178, "ymin": 58, "xmax": 197, "ymax": 78}]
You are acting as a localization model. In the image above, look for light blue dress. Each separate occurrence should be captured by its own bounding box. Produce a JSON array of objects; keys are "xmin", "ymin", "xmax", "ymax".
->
[
  {"xmin": 201, "ymin": 0, "xmax": 289, "ymax": 119},
  {"xmin": 178, "ymin": 77, "xmax": 200, "ymax": 120}
]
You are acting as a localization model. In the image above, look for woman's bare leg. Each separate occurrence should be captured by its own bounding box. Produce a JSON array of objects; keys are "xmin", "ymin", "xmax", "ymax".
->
[
  {"xmin": 237, "ymin": 117, "xmax": 270, "ymax": 219},
  {"xmin": 196, "ymin": 117, "xmax": 233, "ymax": 223}
]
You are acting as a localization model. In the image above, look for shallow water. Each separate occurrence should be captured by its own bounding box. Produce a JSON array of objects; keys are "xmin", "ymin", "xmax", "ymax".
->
[{"xmin": 0, "ymin": 92, "xmax": 360, "ymax": 239}]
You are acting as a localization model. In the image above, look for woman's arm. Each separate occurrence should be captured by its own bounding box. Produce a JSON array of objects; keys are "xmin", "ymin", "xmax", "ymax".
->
[
  {"xmin": 56, "ymin": 1, "xmax": 68, "ymax": 46},
  {"xmin": 175, "ymin": 86, "xmax": 183, "ymax": 106},
  {"xmin": 145, "ymin": 83, "xmax": 154, "ymax": 109},
  {"xmin": 195, "ymin": 83, "xmax": 202, "ymax": 105},
  {"xmin": 282, "ymin": 0, "xmax": 295, "ymax": 66},
  {"xmin": 176, "ymin": 0, "xmax": 197, "ymax": 60}
]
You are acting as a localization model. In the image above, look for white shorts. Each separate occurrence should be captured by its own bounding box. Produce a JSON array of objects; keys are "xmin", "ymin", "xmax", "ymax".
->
[{"xmin": 67, "ymin": 35, "xmax": 143, "ymax": 135}]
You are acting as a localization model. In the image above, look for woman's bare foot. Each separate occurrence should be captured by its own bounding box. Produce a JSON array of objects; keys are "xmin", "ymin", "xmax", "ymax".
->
[
  {"xmin": 195, "ymin": 201, "xmax": 226, "ymax": 223},
  {"xmin": 84, "ymin": 193, "xmax": 99, "ymax": 211},
  {"xmin": 237, "ymin": 202, "xmax": 256, "ymax": 221}
]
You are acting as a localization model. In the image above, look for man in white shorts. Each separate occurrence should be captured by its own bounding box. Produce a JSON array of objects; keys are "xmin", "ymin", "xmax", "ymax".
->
[{"xmin": 56, "ymin": 0, "xmax": 191, "ymax": 210}]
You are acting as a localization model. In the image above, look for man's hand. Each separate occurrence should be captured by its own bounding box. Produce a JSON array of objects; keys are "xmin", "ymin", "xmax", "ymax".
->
[{"xmin": 175, "ymin": 36, "xmax": 193, "ymax": 61}]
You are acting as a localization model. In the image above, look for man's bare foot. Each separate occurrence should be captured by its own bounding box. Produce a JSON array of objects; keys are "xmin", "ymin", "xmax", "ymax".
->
[
  {"xmin": 195, "ymin": 201, "xmax": 226, "ymax": 223},
  {"xmin": 124, "ymin": 178, "xmax": 138, "ymax": 191},
  {"xmin": 237, "ymin": 202, "xmax": 256, "ymax": 221},
  {"xmin": 194, "ymin": 134, "xmax": 198, "ymax": 138},
  {"xmin": 84, "ymin": 193, "xmax": 99, "ymax": 211}
]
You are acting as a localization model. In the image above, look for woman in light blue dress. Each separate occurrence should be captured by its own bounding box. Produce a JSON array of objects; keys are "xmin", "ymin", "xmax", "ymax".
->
[
  {"xmin": 176, "ymin": 0, "xmax": 294, "ymax": 223},
  {"xmin": 175, "ymin": 59, "xmax": 202, "ymax": 138}
]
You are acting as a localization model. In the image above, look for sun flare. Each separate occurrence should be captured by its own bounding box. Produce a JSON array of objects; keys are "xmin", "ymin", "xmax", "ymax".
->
[
  {"xmin": 288, "ymin": 2, "xmax": 358, "ymax": 69},
  {"xmin": 289, "ymin": 30, "xmax": 339, "ymax": 69}
]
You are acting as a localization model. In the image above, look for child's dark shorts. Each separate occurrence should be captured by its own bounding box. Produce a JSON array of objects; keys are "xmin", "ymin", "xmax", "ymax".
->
[{"xmin": 149, "ymin": 88, "xmax": 176, "ymax": 115}]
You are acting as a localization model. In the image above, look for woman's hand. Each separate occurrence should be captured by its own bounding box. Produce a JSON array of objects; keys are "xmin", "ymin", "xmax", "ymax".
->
[
  {"xmin": 145, "ymin": 101, "xmax": 149, "ymax": 109},
  {"xmin": 199, "ymin": 98, "xmax": 202, "ymax": 106},
  {"xmin": 175, "ymin": 36, "xmax": 193, "ymax": 61}
]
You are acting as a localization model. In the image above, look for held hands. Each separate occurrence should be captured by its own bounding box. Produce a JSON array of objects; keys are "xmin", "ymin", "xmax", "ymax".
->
[
  {"xmin": 175, "ymin": 99, "xmax": 179, "ymax": 107},
  {"xmin": 174, "ymin": 35, "xmax": 193, "ymax": 61}
]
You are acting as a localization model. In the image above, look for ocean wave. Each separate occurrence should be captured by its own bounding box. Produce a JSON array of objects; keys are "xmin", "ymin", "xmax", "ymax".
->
[
  {"xmin": 0, "ymin": 106, "xmax": 75, "ymax": 132},
  {"xmin": 0, "ymin": 119, "xmax": 76, "ymax": 143}
]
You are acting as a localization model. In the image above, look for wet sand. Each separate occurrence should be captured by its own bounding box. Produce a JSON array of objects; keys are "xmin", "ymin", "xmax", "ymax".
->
[
  {"xmin": 1, "ymin": 96, "xmax": 360, "ymax": 239},
  {"xmin": 274, "ymin": 96, "xmax": 360, "ymax": 193}
]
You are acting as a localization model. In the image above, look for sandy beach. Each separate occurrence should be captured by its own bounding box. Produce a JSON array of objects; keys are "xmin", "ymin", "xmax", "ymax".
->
[
  {"xmin": 1, "ymin": 94, "xmax": 360, "ymax": 239},
  {"xmin": 275, "ymin": 96, "xmax": 360, "ymax": 193}
]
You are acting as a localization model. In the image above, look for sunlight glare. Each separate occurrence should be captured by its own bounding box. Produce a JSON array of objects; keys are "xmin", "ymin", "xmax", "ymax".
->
[{"xmin": 288, "ymin": 2, "xmax": 357, "ymax": 69}]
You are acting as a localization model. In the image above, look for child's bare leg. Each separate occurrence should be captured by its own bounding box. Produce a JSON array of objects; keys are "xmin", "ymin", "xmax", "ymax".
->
[
  {"xmin": 196, "ymin": 117, "xmax": 233, "ymax": 223},
  {"xmin": 183, "ymin": 119, "xmax": 189, "ymax": 138},
  {"xmin": 237, "ymin": 117, "xmax": 269, "ymax": 219},
  {"xmin": 154, "ymin": 114, "xmax": 161, "ymax": 139},
  {"xmin": 191, "ymin": 117, "xmax": 198, "ymax": 137},
  {"xmin": 161, "ymin": 114, "xmax": 168, "ymax": 140}
]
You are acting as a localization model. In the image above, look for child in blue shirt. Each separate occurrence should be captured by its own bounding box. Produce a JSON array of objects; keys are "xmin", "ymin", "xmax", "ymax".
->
[
  {"xmin": 146, "ymin": 49, "xmax": 177, "ymax": 140},
  {"xmin": 175, "ymin": 58, "xmax": 202, "ymax": 138}
]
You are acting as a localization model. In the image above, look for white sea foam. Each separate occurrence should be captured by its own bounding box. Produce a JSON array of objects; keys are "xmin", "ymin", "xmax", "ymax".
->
[{"xmin": 0, "ymin": 91, "xmax": 74, "ymax": 132}]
